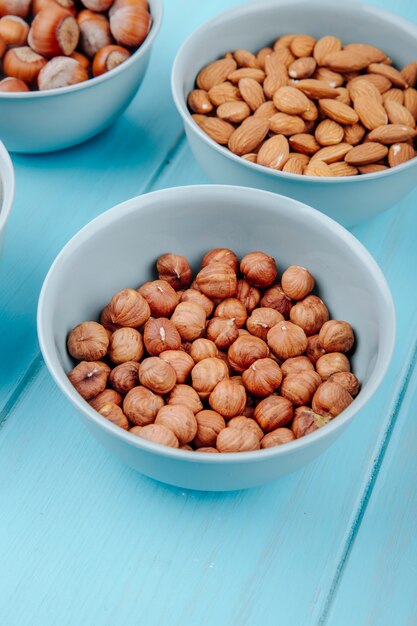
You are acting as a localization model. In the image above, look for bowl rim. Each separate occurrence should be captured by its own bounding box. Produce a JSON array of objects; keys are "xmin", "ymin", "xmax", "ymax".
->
[
  {"xmin": 37, "ymin": 184, "xmax": 396, "ymax": 464},
  {"xmin": 0, "ymin": 0, "xmax": 163, "ymax": 99},
  {"xmin": 0, "ymin": 140, "xmax": 15, "ymax": 235},
  {"xmin": 171, "ymin": 0, "xmax": 417, "ymax": 185}
]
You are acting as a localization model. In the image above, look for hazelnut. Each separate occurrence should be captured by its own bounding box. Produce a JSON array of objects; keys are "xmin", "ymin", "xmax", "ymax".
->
[
  {"xmin": 139, "ymin": 357, "xmax": 176, "ymax": 394},
  {"xmin": 217, "ymin": 350, "xmax": 232, "ymax": 373},
  {"xmin": 180, "ymin": 289, "xmax": 214, "ymax": 317},
  {"xmin": 227, "ymin": 416, "xmax": 264, "ymax": 440},
  {"xmin": 238, "ymin": 328, "xmax": 250, "ymax": 336},
  {"xmin": 328, "ymin": 371, "xmax": 360, "ymax": 397},
  {"xmin": 267, "ymin": 320, "xmax": 308, "ymax": 359},
  {"xmin": 316, "ymin": 352, "xmax": 350, "ymax": 380},
  {"xmin": 0, "ymin": 0, "xmax": 31, "ymax": 18},
  {"xmin": 180, "ymin": 444, "xmax": 193, "ymax": 451},
  {"xmin": 123, "ymin": 385, "xmax": 164, "ymax": 426},
  {"xmin": 206, "ymin": 317, "xmax": 239, "ymax": 350},
  {"xmin": 134, "ymin": 423, "xmax": 179, "ymax": 448},
  {"xmin": 281, "ymin": 265, "xmax": 315, "ymax": 300},
  {"xmin": 108, "ymin": 327, "xmax": 144, "ymax": 364},
  {"xmin": 214, "ymin": 297, "xmax": 248, "ymax": 328},
  {"xmin": 201, "ymin": 248, "xmax": 239, "ymax": 272},
  {"xmin": 196, "ymin": 447, "xmax": 219, "ymax": 453},
  {"xmin": 216, "ymin": 428, "xmax": 260, "ymax": 452},
  {"xmin": 191, "ymin": 357, "xmax": 229, "ymax": 399},
  {"xmin": 254, "ymin": 396, "xmax": 293, "ymax": 432},
  {"xmin": 77, "ymin": 10, "xmax": 112, "ymax": 59},
  {"xmin": 228, "ymin": 335, "xmax": 270, "ymax": 373},
  {"xmin": 129, "ymin": 425, "xmax": 143, "ymax": 436},
  {"xmin": 242, "ymin": 358, "xmax": 282, "ymax": 396},
  {"xmin": 2, "ymin": 46, "xmax": 47, "ymax": 84},
  {"xmin": 260, "ymin": 284, "xmax": 293, "ymax": 318},
  {"xmin": 235, "ymin": 279, "xmax": 261, "ymax": 313},
  {"xmin": 306, "ymin": 334, "xmax": 326, "ymax": 364},
  {"xmin": 312, "ymin": 381, "xmax": 353, "ymax": 417},
  {"xmin": 195, "ymin": 262, "xmax": 237, "ymax": 299},
  {"xmin": 98, "ymin": 403, "xmax": 129, "ymax": 430},
  {"xmin": 138, "ymin": 280, "xmax": 179, "ymax": 317},
  {"xmin": 280, "ymin": 370, "xmax": 322, "ymax": 406},
  {"xmin": 168, "ymin": 384, "xmax": 203, "ymax": 414},
  {"xmin": 67, "ymin": 321, "xmax": 109, "ymax": 361},
  {"xmin": 155, "ymin": 404, "xmax": 197, "ymax": 445},
  {"xmin": 261, "ymin": 427, "xmax": 296, "ymax": 448},
  {"xmin": 156, "ymin": 253, "xmax": 192, "ymax": 290},
  {"xmin": 171, "ymin": 301, "xmax": 206, "ymax": 341},
  {"xmin": 109, "ymin": 360, "xmax": 140, "ymax": 395},
  {"xmin": 37, "ymin": 56, "xmax": 88, "ymax": 90},
  {"xmin": 159, "ymin": 349, "xmax": 194, "ymax": 384},
  {"xmin": 292, "ymin": 405, "xmax": 331, "ymax": 438},
  {"xmin": 0, "ymin": 15, "xmax": 29, "ymax": 46},
  {"xmin": 209, "ymin": 379, "xmax": 246, "ymax": 418},
  {"xmin": 28, "ymin": 7, "xmax": 79, "ymax": 59},
  {"xmin": 89, "ymin": 388, "xmax": 123, "ymax": 411},
  {"xmin": 281, "ymin": 355, "xmax": 314, "ymax": 377},
  {"xmin": 190, "ymin": 338, "xmax": 218, "ymax": 362},
  {"xmin": 143, "ymin": 318, "xmax": 181, "ymax": 355},
  {"xmin": 67, "ymin": 360, "xmax": 110, "ymax": 400},
  {"xmin": 246, "ymin": 307, "xmax": 284, "ymax": 340},
  {"xmin": 319, "ymin": 320, "xmax": 355, "ymax": 353},
  {"xmin": 103, "ymin": 288, "xmax": 150, "ymax": 329},
  {"xmin": 92, "ymin": 43, "xmax": 129, "ymax": 77},
  {"xmin": 230, "ymin": 375, "xmax": 244, "ymax": 386},
  {"xmin": 240, "ymin": 251, "xmax": 278, "ymax": 288},
  {"xmin": 109, "ymin": 5, "xmax": 151, "ymax": 48},
  {"xmin": 289, "ymin": 295, "xmax": 329, "ymax": 335},
  {"xmin": 194, "ymin": 410, "xmax": 226, "ymax": 447}
]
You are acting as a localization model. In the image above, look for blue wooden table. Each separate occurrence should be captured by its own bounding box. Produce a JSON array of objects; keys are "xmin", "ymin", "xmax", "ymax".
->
[{"xmin": 1, "ymin": 1, "xmax": 417, "ymax": 624}]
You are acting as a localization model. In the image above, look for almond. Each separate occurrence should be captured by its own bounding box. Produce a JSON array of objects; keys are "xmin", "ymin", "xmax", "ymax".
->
[
  {"xmin": 290, "ymin": 34, "xmax": 316, "ymax": 58},
  {"xmin": 344, "ymin": 43, "xmax": 387, "ymax": 64},
  {"xmin": 300, "ymin": 99, "xmax": 318, "ymax": 121},
  {"xmin": 269, "ymin": 112, "xmax": 305, "ymax": 135},
  {"xmin": 208, "ymin": 82, "xmax": 241, "ymax": 106},
  {"xmin": 348, "ymin": 78, "xmax": 383, "ymax": 103},
  {"xmin": 401, "ymin": 61, "xmax": 417, "ymax": 88},
  {"xmin": 328, "ymin": 162, "xmax": 358, "ymax": 176},
  {"xmin": 404, "ymin": 88, "xmax": 417, "ymax": 119},
  {"xmin": 282, "ymin": 155, "xmax": 307, "ymax": 174},
  {"xmin": 289, "ymin": 133, "xmax": 321, "ymax": 155},
  {"xmin": 344, "ymin": 142, "xmax": 389, "ymax": 165},
  {"xmin": 315, "ymin": 119, "xmax": 344, "ymax": 145},
  {"xmin": 349, "ymin": 73, "xmax": 391, "ymax": 93},
  {"xmin": 192, "ymin": 114, "xmax": 234, "ymax": 145},
  {"xmin": 367, "ymin": 63, "xmax": 407, "ymax": 88},
  {"xmin": 367, "ymin": 124, "xmax": 417, "ymax": 143},
  {"xmin": 242, "ymin": 153, "xmax": 258, "ymax": 163},
  {"xmin": 233, "ymin": 49, "xmax": 259, "ymax": 69},
  {"xmin": 310, "ymin": 142, "xmax": 352, "ymax": 163},
  {"xmin": 264, "ymin": 53, "xmax": 287, "ymax": 77},
  {"xmin": 274, "ymin": 34, "xmax": 296, "ymax": 50},
  {"xmin": 270, "ymin": 46, "xmax": 295, "ymax": 67},
  {"xmin": 343, "ymin": 122, "xmax": 366, "ymax": 145},
  {"xmin": 197, "ymin": 58, "xmax": 237, "ymax": 91},
  {"xmin": 384, "ymin": 100, "xmax": 415, "ymax": 128},
  {"xmin": 256, "ymin": 47, "xmax": 273, "ymax": 69},
  {"xmin": 388, "ymin": 142, "xmax": 415, "ymax": 167},
  {"xmin": 335, "ymin": 88, "xmax": 351, "ymax": 106},
  {"xmin": 257, "ymin": 135, "xmax": 290, "ymax": 170},
  {"xmin": 304, "ymin": 160, "xmax": 333, "ymax": 176},
  {"xmin": 288, "ymin": 56, "xmax": 316, "ymax": 79},
  {"xmin": 353, "ymin": 96, "xmax": 388, "ymax": 130},
  {"xmin": 313, "ymin": 35, "xmax": 341, "ymax": 66},
  {"xmin": 314, "ymin": 67, "xmax": 344, "ymax": 87},
  {"xmin": 381, "ymin": 88, "xmax": 403, "ymax": 105},
  {"xmin": 228, "ymin": 117, "xmax": 270, "ymax": 155},
  {"xmin": 295, "ymin": 79, "xmax": 339, "ymax": 99},
  {"xmin": 217, "ymin": 101, "xmax": 251, "ymax": 123},
  {"xmin": 319, "ymin": 99, "xmax": 359, "ymax": 124},
  {"xmin": 238, "ymin": 77, "xmax": 265, "ymax": 111},
  {"xmin": 253, "ymin": 101, "xmax": 278, "ymax": 121},
  {"xmin": 323, "ymin": 50, "xmax": 369, "ymax": 72},
  {"xmin": 358, "ymin": 164, "xmax": 388, "ymax": 174},
  {"xmin": 263, "ymin": 72, "xmax": 289, "ymax": 99},
  {"xmin": 273, "ymin": 86, "xmax": 310, "ymax": 114},
  {"xmin": 228, "ymin": 68, "xmax": 265, "ymax": 84},
  {"xmin": 188, "ymin": 89, "xmax": 213, "ymax": 114}
]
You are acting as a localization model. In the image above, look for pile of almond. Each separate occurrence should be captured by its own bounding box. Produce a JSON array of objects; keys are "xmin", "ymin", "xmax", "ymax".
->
[
  {"xmin": 67, "ymin": 249, "xmax": 359, "ymax": 453},
  {"xmin": 188, "ymin": 35, "xmax": 417, "ymax": 176}
]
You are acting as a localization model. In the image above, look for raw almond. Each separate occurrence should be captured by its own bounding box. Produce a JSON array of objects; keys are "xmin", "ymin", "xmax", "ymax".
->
[
  {"xmin": 289, "ymin": 133, "xmax": 321, "ymax": 155},
  {"xmin": 323, "ymin": 50, "xmax": 369, "ymax": 72},
  {"xmin": 197, "ymin": 58, "xmax": 237, "ymax": 91},
  {"xmin": 295, "ymin": 79, "xmax": 339, "ymax": 99},
  {"xmin": 384, "ymin": 100, "xmax": 415, "ymax": 128},
  {"xmin": 282, "ymin": 156, "xmax": 306, "ymax": 174},
  {"xmin": 388, "ymin": 142, "xmax": 415, "ymax": 167},
  {"xmin": 349, "ymin": 73, "xmax": 392, "ymax": 93},
  {"xmin": 319, "ymin": 99, "xmax": 359, "ymax": 124},
  {"xmin": 301, "ymin": 99, "xmax": 319, "ymax": 121},
  {"xmin": 288, "ymin": 56, "xmax": 317, "ymax": 79},
  {"xmin": 358, "ymin": 164, "xmax": 389, "ymax": 174},
  {"xmin": 344, "ymin": 43, "xmax": 387, "ymax": 64},
  {"xmin": 254, "ymin": 101, "xmax": 278, "ymax": 121},
  {"xmin": 192, "ymin": 114, "xmax": 235, "ymax": 145},
  {"xmin": 348, "ymin": 78, "xmax": 383, "ymax": 103},
  {"xmin": 264, "ymin": 54, "xmax": 288, "ymax": 77},
  {"xmin": 270, "ymin": 46, "xmax": 295, "ymax": 67},
  {"xmin": 313, "ymin": 35, "xmax": 341, "ymax": 66},
  {"xmin": 367, "ymin": 63, "xmax": 407, "ymax": 88},
  {"xmin": 228, "ymin": 68, "xmax": 265, "ymax": 84},
  {"xmin": 404, "ymin": 88, "xmax": 417, "ymax": 119},
  {"xmin": 311, "ymin": 142, "xmax": 352, "ymax": 163},
  {"xmin": 314, "ymin": 67, "xmax": 344, "ymax": 88},
  {"xmin": 217, "ymin": 101, "xmax": 251, "ymax": 123},
  {"xmin": 270, "ymin": 112, "xmax": 305, "ymax": 135},
  {"xmin": 274, "ymin": 34, "xmax": 296, "ymax": 50},
  {"xmin": 344, "ymin": 142, "xmax": 389, "ymax": 165},
  {"xmin": 208, "ymin": 82, "xmax": 241, "ymax": 106},
  {"xmin": 228, "ymin": 117, "xmax": 270, "ymax": 155},
  {"xmin": 257, "ymin": 135, "xmax": 290, "ymax": 170},
  {"xmin": 188, "ymin": 89, "xmax": 213, "ymax": 114},
  {"xmin": 238, "ymin": 78, "xmax": 265, "ymax": 111},
  {"xmin": 328, "ymin": 162, "xmax": 358, "ymax": 176},
  {"xmin": 353, "ymin": 96, "xmax": 388, "ymax": 130},
  {"xmin": 382, "ymin": 88, "xmax": 404, "ymax": 104},
  {"xmin": 233, "ymin": 49, "xmax": 259, "ymax": 69},
  {"xmin": 367, "ymin": 123, "xmax": 417, "ymax": 143},
  {"xmin": 256, "ymin": 47, "xmax": 273, "ymax": 69},
  {"xmin": 290, "ymin": 34, "xmax": 316, "ymax": 58},
  {"xmin": 273, "ymin": 86, "xmax": 310, "ymax": 114},
  {"xmin": 335, "ymin": 88, "xmax": 352, "ymax": 106},
  {"xmin": 242, "ymin": 153, "xmax": 258, "ymax": 163},
  {"xmin": 304, "ymin": 160, "xmax": 333, "ymax": 176},
  {"xmin": 343, "ymin": 122, "xmax": 366, "ymax": 145},
  {"xmin": 263, "ymin": 72, "xmax": 289, "ymax": 99},
  {"xmin": 315, "ymin": 119, "xmax": 344, "ymax": 145},
  {"xmin": 401, "ymin": 61, "xmax": 417, "ymax": 88}
]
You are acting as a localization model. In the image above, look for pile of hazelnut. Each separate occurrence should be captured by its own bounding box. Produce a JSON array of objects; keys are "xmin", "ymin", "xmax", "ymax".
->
[
  {"xmin": 67, "ymin": 249, "xmax": 359, "ymax": 453},
  {"xmin": 0, "ymin": 0, "xmax": 151, "ymax": 92}
]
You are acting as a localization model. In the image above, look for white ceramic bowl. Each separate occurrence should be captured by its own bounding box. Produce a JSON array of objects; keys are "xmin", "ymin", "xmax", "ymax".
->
[
  {"xmin": 172, "ymin": 0, "xmax": 417, "ymax": 227},
  {"xmin": 0, "ymin": 0, "xmax": 162, "ymax": 153},
  {"xmin": 0, "ymin": 141, "xmax": 15, "ymax": 253},
  {"xmin": 37, "ymin": 185, "xmax": 395, "ymax": 491}
]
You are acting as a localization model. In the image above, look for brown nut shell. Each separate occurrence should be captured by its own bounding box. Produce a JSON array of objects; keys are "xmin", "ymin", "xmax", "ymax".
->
[
  {"xmin": 67, "ymin": 321, "xmax": 109, "ymax": 361},
  {"xmin": 281, "ymin": 265, "xmax": 315, "ymax": 300},
  {"xmin": 189, "ymin": 338, "xmax": 218, "ymax": 362},
  {"xmin": 159, "ymin": 350, "xmax": 194, "ymax": 384},
  {"xmin": 108, "ymin": 360, "xmax": 140, "ymax": 395},
  {"xmin": 156, "ymin": 253, "xmax": 192, "ymax": 290},
  {"xmin": 191, "ymin": 357, "xmax": 229, "ymax": 399},
  {"xmin": 104, "ymin": 288, "xmax": 150, "ymax": 329},
  {"xmin": 267, "ymin": 320, "xmax": 308, "ymax": 360},
  {"xmin": 195, "ymin": 262, "xmax": 237, "ymax": 299},
  {"xmin": 214, "ymin": 297, "xmax": 248, "ymax": 328},
  {"xmin": 242, "ymin": 358, "xmax": 282, "ymax": 396},
  {"xmin": 240, "ymin": 251, "xmax": 278, "ymax": 288},
  {"xmin": 123, "ymin": 385, "xmax": 164, "ymax": 426},
  {"xmin": 171, "ymin": 301, "xmax": 206, "ymax": 341},
  {"xmin": 168, "ymin": 384, "xmax": 203, "ymax": 414},
  {"xmin": 206, "ymin": 317, "xmax": 239, "ymax": 350},
  {"xmin": 139, "ymin": 357, "xmax": 176, "ymax": 394},
  {"xmin": 289, "ymin": 295, "xmax": 329, "ymax": 335},
  {"xmin": 328, "ymin": 371, "xmax": 360, "ymax": 396},
  {"xmin": 281, "ymin": 355, "xmax": 314, "ymax": 377},
  {"xmin": 138, "ymin": 280, "xmax": 179, "ymax": 317},
  {"xmin": 312, "ymin": 381, "xmax": 353, "ymax": 417},
  {"xmin": 254, "ymin": 395, "xmax": 293, "ymax": 432},
  {"xmin": 194, "ymin": 410, "xmax": 226, "ymax": 448},
  {"xmin": 67, "ymin": 360, "xmax": 111, "ymax": 400},
  {"xmin": 202, "ymin": 248, "xmax": 239, "ymax": 272},
  {"xmin": 209, "ymin": 379, "xmax": 246, "ymax": 418},
  {"xmin": 143, "ymin": 318, "xmax": 181, "ymax": 355},
  {"xmin": 227, "ymin": 335, "xmax": 270, "ymax": 373},
  {"xmin": 155, "ymin": 404, "xmax": 197, "ymax": 445},
  {"xmin": 318, "ymin": 320, "xmax": 355, "ymax": 352},
  {"xmin": 280, "ymin": 370, "xmax": 322, "ymax": 406},
  {"xmin": 108, "ymin": 327, "xmax": 144, "ymax": 364},
  {"xmin": 315, "ymin": 352, "xmax": 351, "ymax": 380},
  {"xmin": 246, "ymin": 307, "xmax": 284, "ymax": 340}
]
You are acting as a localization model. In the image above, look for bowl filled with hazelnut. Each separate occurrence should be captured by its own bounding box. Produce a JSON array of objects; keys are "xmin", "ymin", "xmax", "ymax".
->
[
  {"xmin": 0, "ymin": 139, "xmax": 14, "ymax": 253},
  {"xmin": 0, "ymin": 0, "xmax": 162, "ymax": 152},
  {"xmin": 172, "ymin": 0, "xmax": 417, "ymax": 227},
  {"xmin": 37, "ymin": 184, "xmax": 395, "ymax": 491}
]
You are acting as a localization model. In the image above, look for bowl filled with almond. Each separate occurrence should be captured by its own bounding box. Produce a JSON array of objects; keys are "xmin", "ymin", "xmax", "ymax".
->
[
  {"xmin": 172, "ymin": 0, "xmax": 417, "ymax": 226},
  {"xmin": 0, "ymin": 0, "xmax": 162, "ymax": 152},
  {"xmin": 37, "ymin": 185, "xmax": 395, "ymax": 490}
]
